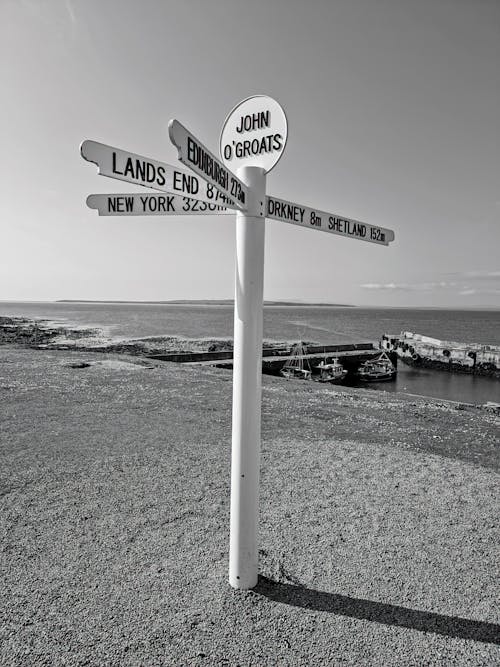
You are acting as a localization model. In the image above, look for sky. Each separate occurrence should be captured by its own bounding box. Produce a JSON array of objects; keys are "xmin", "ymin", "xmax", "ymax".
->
[{"xmin": 1, "ymin": 0, "xmax": 499, "ymax": 307}]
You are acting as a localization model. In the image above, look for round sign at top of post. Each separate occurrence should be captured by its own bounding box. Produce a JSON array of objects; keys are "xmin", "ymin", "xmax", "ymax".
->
[{"xmin": 219, "ymin": 95, "xmax": 287, "ymax": 174}]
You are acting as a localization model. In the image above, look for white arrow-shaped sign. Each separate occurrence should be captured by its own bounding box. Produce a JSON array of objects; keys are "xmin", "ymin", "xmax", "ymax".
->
[
  {"xmin": 86, "ymin": 193, "xmax": 231, "ymax": 217},
  {"xmin": 80, "ymin": 140, "xmax": 237, "ymax": 210},
  {"xmin": 266, "ymin": 195, "xmax": 395, "ymax": 246},
  {"xmin": 168, "ymin": 120, "xmax": 248, "ymax": 210}
]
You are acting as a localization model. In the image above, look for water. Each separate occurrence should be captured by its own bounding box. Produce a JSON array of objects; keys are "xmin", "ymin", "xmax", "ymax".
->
[{"xmin": 1, "ymin": 301, "xmax": 499, "ymax": 404}]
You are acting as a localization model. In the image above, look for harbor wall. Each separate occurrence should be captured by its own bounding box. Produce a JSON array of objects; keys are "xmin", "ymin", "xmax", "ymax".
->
[
  {"xmin": 399, "ymin": 356, "xmax": 500, "ymax": 378},
  {"xmin": 381, "ymin": 332, "xmax": 500, "ymax": 379},
  {"xmin": 148, "ymin": 342, "xmax": 396, "ymax": 379},
  {"xmin": 148, "ymin": 342, "xmax": 377, "ymax": 364}
]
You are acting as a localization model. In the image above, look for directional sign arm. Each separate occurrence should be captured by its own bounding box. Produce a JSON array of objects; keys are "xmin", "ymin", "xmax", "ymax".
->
[
  {"xmin": 80, "ymin": 140, "xmax": 169, "ymax": 190},
  {"xmin": 265, "ymin": 195, "xmax": 395, "ymax": 246},
  {"xmin": 168, "ymin": 120, "xmax": 248, "ymax": 211},
  {"xmin": 86, "ymin": 193, "xmax": 231, "ymax": 216},
  {"xmin": 80, "ymin": 140, "xmax": 240, "ymax": 210}
]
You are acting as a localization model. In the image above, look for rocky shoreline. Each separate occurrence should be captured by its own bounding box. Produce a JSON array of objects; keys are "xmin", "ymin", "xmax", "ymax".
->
[
  {"xmin": 0, "ymin": 316, "xmax": 291, "ymax": 358},
  {"xmin": 0, "ymin": 317, "xmax": 99, "ymax": 347}
]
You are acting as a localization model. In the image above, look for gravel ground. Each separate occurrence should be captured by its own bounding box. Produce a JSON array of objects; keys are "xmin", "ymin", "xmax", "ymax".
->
[{"xmin": 0, "ymin": 346, "xmax": 499, "ymax": 666}]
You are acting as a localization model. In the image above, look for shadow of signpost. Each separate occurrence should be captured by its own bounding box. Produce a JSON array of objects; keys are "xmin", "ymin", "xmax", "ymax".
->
[{"xmin": 255, "ymin": 577, "xmax": 500, "ymax": 645}]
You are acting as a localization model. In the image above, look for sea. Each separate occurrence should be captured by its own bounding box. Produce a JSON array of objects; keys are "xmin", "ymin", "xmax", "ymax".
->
[{"xmin": 1, "ymin": 301, "xmax": 499, "ymax": 405}]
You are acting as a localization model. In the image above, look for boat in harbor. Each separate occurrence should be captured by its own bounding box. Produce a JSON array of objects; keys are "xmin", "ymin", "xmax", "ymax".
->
[
  {"xmin": 280, "ymin": 342, "xmax": 312, "ymax": 380},
  {"xmin": 357, "ymin": 351, "xmax": 397, "ymax": 382},
  {"xmin": 313, "ymin": 357, "xmax": 348, "ymax": 383}
]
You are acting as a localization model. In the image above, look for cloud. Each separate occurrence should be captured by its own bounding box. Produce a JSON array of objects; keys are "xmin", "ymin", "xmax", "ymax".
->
[
  {"xmin": 361, "ymin": 271, "xmax": 500, "ymax": 296},
  {"xmin": 448, "ymin": 270, "xmax": 500, "ymax": 281},
  {"xmin": 459, "ymin": 288, "xmax": 500, "ymax": 296},
  {"xmin": 64, "ymin": 0, "xmax": 76, "ymax": 25},
  {"xmin": 360, "ymin": 281, "xmax": 458, "ymax": 291}
]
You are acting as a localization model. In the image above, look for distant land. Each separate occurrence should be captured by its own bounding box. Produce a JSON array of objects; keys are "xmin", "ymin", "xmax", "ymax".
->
[{"xmin": 56, "ymin": 299, "xmax": 355, "ymax": 307}]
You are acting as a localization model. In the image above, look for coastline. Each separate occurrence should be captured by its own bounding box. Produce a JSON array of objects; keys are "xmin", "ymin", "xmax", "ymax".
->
[
  {"xmin": 0, "ymin": 316, "xmax": 295, "ymax": 358},
  {"xmin": 1, "ymin": 316, "xmax": 499, "ymax": 405},
  {"xmin": 0, "ymin": 316, "xmax": 221, "ymax": 352},
  {"xmin": 0, "ymin": 343, "xmax": 499, "ymax": 664}
]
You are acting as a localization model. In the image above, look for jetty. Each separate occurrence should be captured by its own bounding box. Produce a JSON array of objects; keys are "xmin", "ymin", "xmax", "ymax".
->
[
  {"xmin": 381, "ymin": 332, "xmax": 500, "ymax": 378},
  {"xmin": 148, "ymin": 342, "xmax": 396, "ymax": 377}
]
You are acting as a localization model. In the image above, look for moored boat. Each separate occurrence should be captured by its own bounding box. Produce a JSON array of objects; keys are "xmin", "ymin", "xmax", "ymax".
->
[
  {"xmin": 313, "ymin": 358, "xmax": 348, "ymax": 383},
  {"xmin": 357, "ymin": 351, "xmax": 396, "ymax": 382},
  {"xmin": 280, "ymin": 342, "xmax": 312, "ymax": 380}
]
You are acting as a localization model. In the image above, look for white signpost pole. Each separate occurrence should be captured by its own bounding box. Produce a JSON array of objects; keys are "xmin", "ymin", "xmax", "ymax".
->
[
  {"xmin": 221, "ymin": 95, "xmax": 287, "ymax": 589},
  {"xmin": 229, "ymin": 166, "xmax": 266, "ymax": 589}
]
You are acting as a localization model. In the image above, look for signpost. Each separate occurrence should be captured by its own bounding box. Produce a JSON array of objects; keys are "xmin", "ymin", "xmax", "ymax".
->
[
  {"xmin": 80, "ymin": 140, "xmax": 237, "ymax": 209},
  {"xmin": 217, "ymin": 95, "xmax": 288, "ymax": 589},
  {"xmin": 81, "ymin": 94, "xmax": 395, "ymax": 592},
  {"xmin": 86, "ymin": 193, "xmax": 230, "ymax": 216}
]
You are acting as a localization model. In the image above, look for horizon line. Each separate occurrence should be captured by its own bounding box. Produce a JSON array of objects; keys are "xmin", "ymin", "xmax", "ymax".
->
[{"xmin": 0, "ymin": 299, "xmax": 499, "ymax": 311}]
